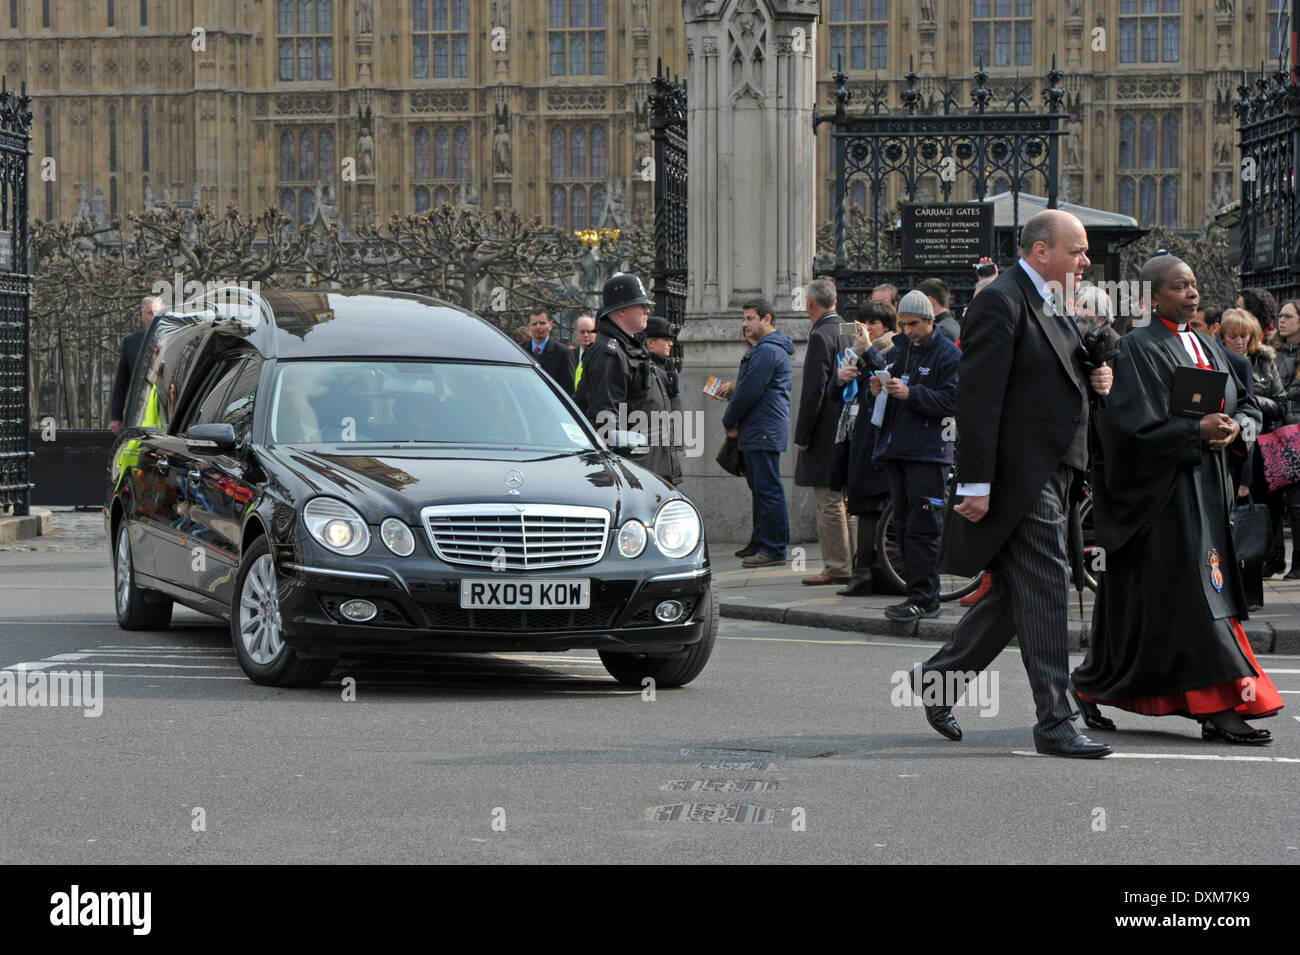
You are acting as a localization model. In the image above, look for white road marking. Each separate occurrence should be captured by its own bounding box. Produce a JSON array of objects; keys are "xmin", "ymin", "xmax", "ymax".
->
[
  {"xmin": 5, "ymin": 661, "xmax": 241, "ymax": 670},
  {"xmin": 100, "ymin": 647, "xmax": 227, "ymax": 654},
  {"xmin": 1013, "ymin": 750, "xmax": 1300, "ymax": 763},
  {"xmin": 95, "ymin": 673, "xmax": 247, "ymax": 681},
  {"xmin": 722, "ymin": 635, "xmax": 900, "ymax": 646},
  {"xmin": 75, "ymin": 651, "xmax": 235, "ymax": 659}
]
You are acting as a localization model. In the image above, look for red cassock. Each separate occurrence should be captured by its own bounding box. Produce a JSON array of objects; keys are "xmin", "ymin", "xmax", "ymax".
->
[
  {"xmin": 1074, "ymin": 316, "xmax": 1285, "ymax": 719},
  {"xmin": 1081, "ymin": 616, "xmax": 1283, "ymax": 718}
]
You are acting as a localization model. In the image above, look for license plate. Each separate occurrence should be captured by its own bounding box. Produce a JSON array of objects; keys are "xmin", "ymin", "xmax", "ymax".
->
[{"xmin": 459, "ymin": 578, "xmax": 591, "ymax": 610}]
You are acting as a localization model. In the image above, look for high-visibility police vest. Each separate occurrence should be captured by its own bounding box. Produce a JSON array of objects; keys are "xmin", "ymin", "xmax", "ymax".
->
[{"xmin": 113, "ymin": 385, "xmax": 161, "ymax": 492}]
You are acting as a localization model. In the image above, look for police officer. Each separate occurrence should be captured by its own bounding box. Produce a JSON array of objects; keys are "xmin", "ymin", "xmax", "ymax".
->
[
  {"xmin": 645, "ymin": 316, "xmax": 683, "ymax": 485},
  {"xmin": 575, "ymin": 273, "xmax": 675, "ymax": 483}
]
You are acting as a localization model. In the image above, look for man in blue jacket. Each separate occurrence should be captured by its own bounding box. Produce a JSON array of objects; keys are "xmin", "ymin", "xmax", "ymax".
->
[
  {"xmin": 870, "ymin": 290, "xmax": 960, "ymax": 619},
  {"xmin": 724, "ymin": 298, "xmax": 795, "ymax": 568}
]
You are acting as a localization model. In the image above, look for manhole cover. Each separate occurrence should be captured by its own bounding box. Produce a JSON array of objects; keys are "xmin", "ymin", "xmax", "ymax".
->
[
  {"xmin": 697, "ymin": 760, "xmax": 772, "ymax": 772},
  {"xmin": 661, "ymin": 779, "xmax": 779, "ymax": 793},
  {"xmin": 647, "ymin": 803, "xmax": 776, "ymax": 823}
]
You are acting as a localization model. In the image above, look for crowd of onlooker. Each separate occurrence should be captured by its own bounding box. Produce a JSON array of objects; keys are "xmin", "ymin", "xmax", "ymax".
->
[
  {"xmin": 1203, "ymin": 289, "xmax": 1300, "ymax": 607},
  {"xmin": 716, "ymin": 269, "xmax": 1300, "ymax": 617},
  {"xmin": 508, "ymin": 275, "xmax": 1300, "ymax": 618}
]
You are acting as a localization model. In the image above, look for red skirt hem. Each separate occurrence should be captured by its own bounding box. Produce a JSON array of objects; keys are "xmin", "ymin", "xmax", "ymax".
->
[{"xmin": 1079, "ymin": 617, "xmax": 1285, "ymax": 718}]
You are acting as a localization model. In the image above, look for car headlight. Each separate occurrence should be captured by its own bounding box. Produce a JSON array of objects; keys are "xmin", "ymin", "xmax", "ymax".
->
[
  {"xmin": 617, "ymin": 520, "xmax": 648, "ymax": 558},
  {"xmin": 653, "ymin": 500, "xmax": 701, "ymax": 559},
  {"xmin": 380, "ymin": 518, "xmax": 416, "ymax": 557},
  {"xmin": 303, "ymin": 497, "xmax": 371, "ymax": 556}
]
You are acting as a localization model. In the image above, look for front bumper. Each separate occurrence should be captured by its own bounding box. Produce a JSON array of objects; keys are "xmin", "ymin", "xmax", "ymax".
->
[{"xmin": 274, "ymin": 549, "xmax": 712, "ymax": 656}]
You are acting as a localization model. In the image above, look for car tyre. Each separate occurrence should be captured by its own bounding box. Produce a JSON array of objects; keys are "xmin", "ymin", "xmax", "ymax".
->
[
  {"xmin": 231, "ymin": 537, "xmax": 336, "ymax": 687},
  {"xmin": 599, "ymin": 587, "xmax": 718, "ymax": 688},
  {"xmin": 114, "ymin": 520, "xmax": 173, "ymax": 631}
]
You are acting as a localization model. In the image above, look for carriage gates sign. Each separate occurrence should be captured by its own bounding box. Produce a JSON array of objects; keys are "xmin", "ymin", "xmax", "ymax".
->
[{"xmin": 900, "ymin": 202, "xmax": 994, "ymax": 269}]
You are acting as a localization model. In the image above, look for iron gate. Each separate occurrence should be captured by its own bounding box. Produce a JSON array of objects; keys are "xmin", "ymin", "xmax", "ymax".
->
[
  {"xmin": 813, "ymin": 57, "xmax": 1068, "ymax": 316},
  {"xmin": 0, "ymin": 77, "xmax": 31, "ymax": 516},
  {"xmin": 650, "ymin": 58, "xmax": 687, "ymax": 367},
  {"xmin": 1236, "ymin": 64, "xmax": 1300, "ymax": 303}
]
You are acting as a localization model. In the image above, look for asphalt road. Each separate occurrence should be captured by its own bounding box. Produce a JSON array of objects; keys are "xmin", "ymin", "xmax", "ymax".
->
[{"xmin": 1, "ymin": 515, "xmax": 1297, "ymax": 864}]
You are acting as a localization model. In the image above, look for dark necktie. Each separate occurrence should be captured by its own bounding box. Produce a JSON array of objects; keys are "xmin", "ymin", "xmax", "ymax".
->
[
  {"xmin": 534, "ymin": 343, "xmax": 543, "ymax": 356},
  {"xmin": 1047, "ymin": 296, "xmax": 1082, "ymax": 344}
]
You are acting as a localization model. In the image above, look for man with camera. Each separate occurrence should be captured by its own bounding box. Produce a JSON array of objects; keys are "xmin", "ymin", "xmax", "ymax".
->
[{"xmin": 868, "ymin": 291, "xmax": 960, "ymax": 620}]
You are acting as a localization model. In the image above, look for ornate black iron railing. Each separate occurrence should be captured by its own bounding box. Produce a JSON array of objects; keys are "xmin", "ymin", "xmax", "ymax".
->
[
  {"xmin": 650, "ymin": 58, "xmax": 687, "ymax": 368},
  {"xmin": 0, "ymin": 75, "xmax": 32, "ymax": 516},
  {"xmin": 813, "ymin": 55, "xmax": 1068, "ymax": 315},
  {"xmin": 1236, "ymin": 63, "xmax": 1300, "ymax": 303}
]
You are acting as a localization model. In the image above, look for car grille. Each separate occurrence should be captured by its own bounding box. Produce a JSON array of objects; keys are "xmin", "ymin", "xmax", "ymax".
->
[
  {"xmin": 420, "ymin": 601, "xmax": 621, "ymax": 632},
  {"xmin": 420, "ymin": 504, "xmax": 610, "ymax": 571}
]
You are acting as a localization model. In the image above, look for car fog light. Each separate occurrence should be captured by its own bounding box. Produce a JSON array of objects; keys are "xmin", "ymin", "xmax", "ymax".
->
[
  {"xmin": 655, "ymin": 600, "xmax": 685, "ymax": 623},
  {"xmin": 339, "ymin": 599, "xmax": 377, "ymax": 622}
]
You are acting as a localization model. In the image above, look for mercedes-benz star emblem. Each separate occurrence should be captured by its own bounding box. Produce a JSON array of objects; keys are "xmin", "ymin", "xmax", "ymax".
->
[{"xmin": 504, "ymin": 469, "xmax": 525, "ymax": 495}]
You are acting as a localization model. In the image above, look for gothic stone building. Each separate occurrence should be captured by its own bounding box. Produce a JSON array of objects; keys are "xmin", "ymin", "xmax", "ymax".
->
[{"xmin": 0, "ymin": 1, "xmax": 1290, "ymax": 236}]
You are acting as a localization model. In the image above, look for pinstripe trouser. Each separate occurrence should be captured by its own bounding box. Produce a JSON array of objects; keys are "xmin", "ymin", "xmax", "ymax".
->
[{"xmin": 921, "ymin": 463, "xmax": 1079, "ymax": 746}]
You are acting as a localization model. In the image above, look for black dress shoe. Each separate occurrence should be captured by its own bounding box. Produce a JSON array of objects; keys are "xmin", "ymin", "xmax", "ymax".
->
[
  {"xmin": 924, "ymin": 705, "xmax": 962, "ymax": 741},
  {"xmin": 1035, "ymin": 734, "xmax": 1112, "ymax": 758},
  {"xmin": 836, "ymin": 575, "xmax": 873, "ymax": 596},
  {"xmin": 734, "ymin": 544, "xmax": 759, "ymax": 558},
  {"xmin": 1200, "ymin": 718, "xmax": 1272, "ymax": 745},
  {"xmin": 1070, "ymin": 683, "xmax": 1116, "ymax": 731}
]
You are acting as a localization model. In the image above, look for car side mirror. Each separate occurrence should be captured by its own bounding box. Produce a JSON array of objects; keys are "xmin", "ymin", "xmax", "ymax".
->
[
  {"xmin": 606, "ymin": 429, "xmax": 649, "ymax": 456},
  {"xmin": 187, "ymin": 423, "xmax": 238, "ymax": 453}
]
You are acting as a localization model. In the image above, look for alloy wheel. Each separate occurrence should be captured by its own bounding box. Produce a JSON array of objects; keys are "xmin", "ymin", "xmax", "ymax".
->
[
  {"xmin": 239, "ymin": 554, "xmax": 284, "ymax": 664},
  {"xmin": 115, "ymin": 527, "xmax": 131, "ymax": 617}
]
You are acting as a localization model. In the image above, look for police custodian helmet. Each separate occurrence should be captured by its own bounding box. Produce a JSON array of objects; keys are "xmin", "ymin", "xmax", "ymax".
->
[
  {"xmin": 644, "ymin": 315, "xmax": 673, "ymax": 339},
  {"xmin": 597, "ymin": 273, "xmax": 654, "ymax": 320}
]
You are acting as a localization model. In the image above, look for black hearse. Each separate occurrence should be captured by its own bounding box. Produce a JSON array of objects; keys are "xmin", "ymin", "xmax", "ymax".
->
[{"xmin": 106, "ymin": 288, "xmax": 714, "ymax": 687}]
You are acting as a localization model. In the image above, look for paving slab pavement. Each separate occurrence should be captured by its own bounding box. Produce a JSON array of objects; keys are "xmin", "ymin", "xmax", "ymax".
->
[{"xmin": 711, "ymin": 541, "xmax": 1300, "ymax": 655}]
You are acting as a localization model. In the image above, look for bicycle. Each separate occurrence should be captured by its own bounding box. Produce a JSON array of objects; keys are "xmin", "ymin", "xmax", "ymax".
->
[
  {"xmin": 874, "ymin": 469, "xmax": 983, "ymax": 602},
  {"xmin": 876, "ymin": 475, "xmax": 1102, "ymax": 600}
]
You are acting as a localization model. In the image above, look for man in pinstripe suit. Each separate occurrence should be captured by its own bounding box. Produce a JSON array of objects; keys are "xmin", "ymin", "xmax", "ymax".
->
[{"xmin": 916, "ymin": 210, "xmax": 1114, "ymax": 758}]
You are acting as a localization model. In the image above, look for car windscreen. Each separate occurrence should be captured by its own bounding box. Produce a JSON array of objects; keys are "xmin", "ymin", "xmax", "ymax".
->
[{"xmin": 268, "ymin": 359, "xmax": 596, "ymax": 451}]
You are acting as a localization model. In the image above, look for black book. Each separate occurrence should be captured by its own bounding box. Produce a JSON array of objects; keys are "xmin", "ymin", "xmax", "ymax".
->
[{"xmin": 1169, "ymin": 365, "xmax": 1228, "ymax": 418}]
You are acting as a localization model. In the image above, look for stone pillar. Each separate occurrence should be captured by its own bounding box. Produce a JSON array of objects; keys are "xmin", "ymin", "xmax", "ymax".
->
[{"xmin": 677, "ymin": 0, "xmax": 822, "ymax": 545}]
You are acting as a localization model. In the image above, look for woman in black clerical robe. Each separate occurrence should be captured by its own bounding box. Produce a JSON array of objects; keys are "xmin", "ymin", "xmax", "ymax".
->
[{"xmin": 1072, "ymin": 256, "xmax": 1284, "ymax": 744}]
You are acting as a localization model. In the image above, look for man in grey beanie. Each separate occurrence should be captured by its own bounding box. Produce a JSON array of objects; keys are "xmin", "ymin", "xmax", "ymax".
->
[{"xmin": 870, "ymin": 290, "xmax": 960, "ymax": 619}]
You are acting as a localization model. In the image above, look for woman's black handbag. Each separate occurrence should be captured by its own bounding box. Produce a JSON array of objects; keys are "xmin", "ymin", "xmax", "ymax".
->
[
  {"xmin": 1233, "ymin": 496, "xmax": 1273, "ymax": 563},
  {"xmin": 715, "ymin": 436, "xmax": 744, "ymax": 476}
]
